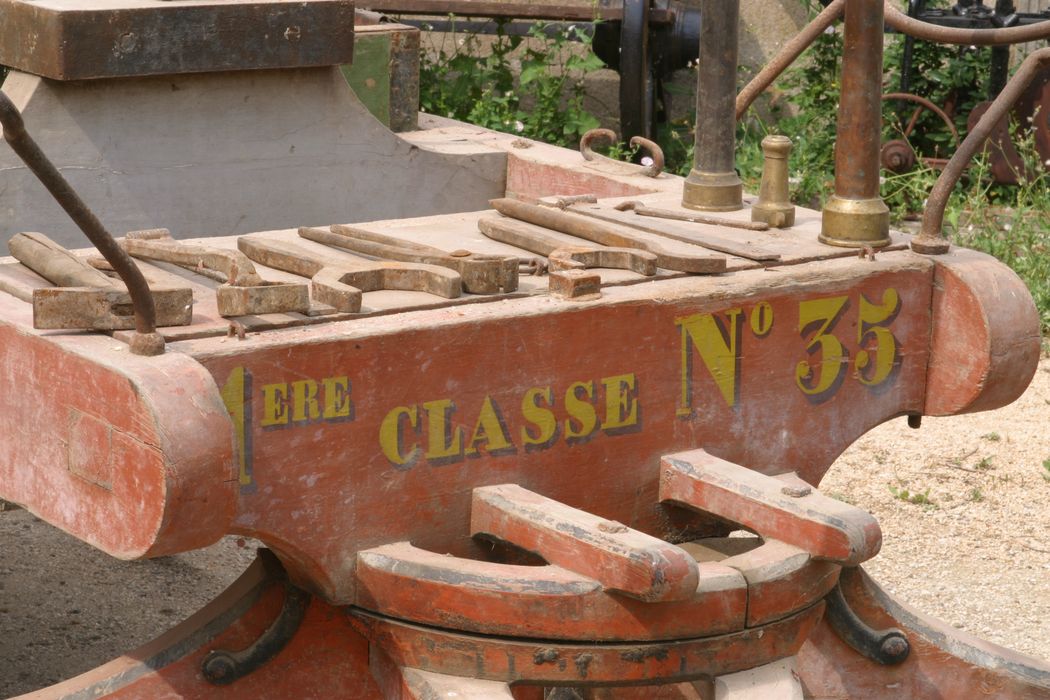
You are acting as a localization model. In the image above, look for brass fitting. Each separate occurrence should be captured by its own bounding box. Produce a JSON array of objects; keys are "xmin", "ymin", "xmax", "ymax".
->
[
  {"xmin": 751, "ymin": 135, "xmax": 795, "ymax": 228},
  {"xmin": 682, "ymin": 0, "xmax": 743, "ymax": 212},
  {"xmin": 819, "ymin": 196, "xmax": 891, "ymax": 248},
  {"xmin": 682, "ymin": 170, "xmax": 744, "ymax": 212}
]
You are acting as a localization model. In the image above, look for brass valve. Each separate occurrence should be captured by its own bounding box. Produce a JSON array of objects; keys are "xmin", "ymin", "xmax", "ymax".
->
[{"xmin": 751, "ymin": 135, "xmax": 795, "ymax": 228}]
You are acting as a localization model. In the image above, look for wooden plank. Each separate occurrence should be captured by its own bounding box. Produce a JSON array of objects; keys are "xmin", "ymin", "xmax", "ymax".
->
[{"xmin": 0, "ymin": 0, "xmax": 355, "ymax": 80}]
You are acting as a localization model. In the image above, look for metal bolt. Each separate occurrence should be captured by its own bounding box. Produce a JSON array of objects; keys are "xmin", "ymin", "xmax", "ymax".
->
[{"xmin": 781, "ymin": 484, "xmax": 812, "ymax": 498}]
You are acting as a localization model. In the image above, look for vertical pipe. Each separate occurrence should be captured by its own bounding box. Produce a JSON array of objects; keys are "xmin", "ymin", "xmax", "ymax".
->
[
  {"xmin": 819, "ymin": 0, "xmax": 891, "ymax": 247},
  {"xmin": 682, "ymin": 0, "xmax": 743, "ymax": 212}
]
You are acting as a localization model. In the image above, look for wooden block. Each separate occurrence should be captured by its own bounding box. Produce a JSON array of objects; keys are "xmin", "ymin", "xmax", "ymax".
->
[
  {"xmin": 472, "ymin": 484, "xmax": 699, "ymax": 602},
  {"xmin": 659, "ymin": 450, "xmax": 881, "ymax": 566},
  {"xmin": 0, "ymin": 0, "xmax": 355, "ymax": 80},
  {"xmin": 549, "ymin": 269, "xmax": 601, "ymax": 300}
]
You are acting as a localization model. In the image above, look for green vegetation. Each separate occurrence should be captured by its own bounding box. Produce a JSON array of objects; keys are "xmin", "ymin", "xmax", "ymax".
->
[
  {"xmin": 889, "ymin": 484, "xmax": 936, "ymax": 507},
  {"xmin": 416, "ymin": 9, "xmax": 1050, "ymax": 328},
  {"xmin": 418, "ymin": 19, "xmax": 602, "ymax": 148}
]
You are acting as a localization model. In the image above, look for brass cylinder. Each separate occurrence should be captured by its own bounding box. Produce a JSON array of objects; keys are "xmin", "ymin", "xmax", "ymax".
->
[
  {"xmin": 751, "ymin": 135, "xmax": 795, "ymax": 228},
  {"xmin": 819, "ymin": 0, "xmax": 891, "ymax": 247},
  {"xmin": 682, "ymin": 0, "xmax": 743, "ymax": 212}
]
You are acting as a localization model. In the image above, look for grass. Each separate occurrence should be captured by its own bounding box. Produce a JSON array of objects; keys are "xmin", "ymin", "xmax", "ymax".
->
[
  {"xmin": 1043, "ymin": 459, "xmax": 1050, "ymax": 483},
  {"xmin": 889, "ymin": 484, "xmax": 937, "ymax": 508}
]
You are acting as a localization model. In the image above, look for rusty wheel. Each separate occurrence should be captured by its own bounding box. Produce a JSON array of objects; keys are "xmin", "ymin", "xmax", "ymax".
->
[{"xmin": 880, "ymin": 92, "xmax": 961, "ymax": 173}]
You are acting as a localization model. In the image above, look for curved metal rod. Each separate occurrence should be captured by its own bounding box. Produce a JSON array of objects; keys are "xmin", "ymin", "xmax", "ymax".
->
[
  {"xmin": 825, "ymin": 571, "xmax": 911, "ymax": 665},
  {"xmin": 0, "ymin": 92, "xmax": 159, "ymax": 340},
  {"xmin": 915, "ymin": 47, "xmax": 1050, "ymax": 254},
  {"xmin": 579, "ymin": 128, "xmax": 663, "ymax": 177},
  {"xmin": 580, "ymin": 128, "xmax": 618, "ymax": 162},
  {"xmin": 885, "ymin": 1, "xmax": 1050, "ymax": 45},
  {"xmin": 629, "ymin": 136, "xmax": 665, "ymax": 177},
  {"xmin": 736, "ymin": 0, "xmax": 1050, "ymax": 120},
  {"xmin": 736, "ymin": 0, "xmax": 845, "ymax": 120},
  {"xmin": 882, "ymin": 92, "xmax": 960, "ymax": 144}
]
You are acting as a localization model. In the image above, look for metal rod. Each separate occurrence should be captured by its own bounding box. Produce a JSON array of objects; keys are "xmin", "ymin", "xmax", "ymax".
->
[
  {"xmin": 884, "ymin": 0, "xmax": 1050, "ymax": 44},
  {"xmin": 683, "ymin": 0, "xmax": 743, "ymax": 211},
  {"xmin": 735, "ymin": 0, "xmax": 845, "ymax": 120},
  {"xmin": 819, "ymin": 0, "xmax": 891, "ymax": 248},
  {"xmin": 914, "ymin": 47, "xmax": 1050, "ymax": 254},
  {"xmin": 365, "ymin": 0, "xmax": 674, "ymax": 23},
  {"xmin": 0, "ymin": 92, "xmax": 160, "ymax": 350}
]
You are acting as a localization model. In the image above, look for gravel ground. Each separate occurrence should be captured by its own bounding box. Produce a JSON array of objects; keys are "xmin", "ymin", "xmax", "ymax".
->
[
  {"xmin": 821, "ymin": 354, "xmax": 1050, "ymax": 663},
  {"xmin": 1, "ymin": 358, "xmax": 1047, "ymax": 696}
]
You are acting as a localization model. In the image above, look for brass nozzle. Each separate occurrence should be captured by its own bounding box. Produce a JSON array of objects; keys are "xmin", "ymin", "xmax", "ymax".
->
[
  {"xmin": 819, "ymin": 196, "xmax": 891, "ymax": 248},
  {"xmin": 751, "ymin": 135, "xmax": 795, "ymax": 228}
]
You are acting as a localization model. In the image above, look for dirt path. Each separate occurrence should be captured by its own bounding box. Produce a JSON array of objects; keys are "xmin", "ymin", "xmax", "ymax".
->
[{"xmin": 1, "ymin": 358, "xmax": 1047, "ymax": 696}]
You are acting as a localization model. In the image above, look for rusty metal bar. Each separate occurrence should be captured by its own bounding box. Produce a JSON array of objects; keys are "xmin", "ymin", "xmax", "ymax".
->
[
  {"xmin": 735, "ymin": 0, "xmax": 845, "ymax": 120},
  {"xmin": 914, "ymin": 47, "xmax": 1050, "ymax": 254},
  {"xmin": 819, "ymin": 0, "xmax": 890, "ymax": 248},
  {"xmin": 0, "ymin": 92, "xmax": 163, "ymax": 354},
  {"xmin": 682, "ymin": 0, "xmax": 743, "ymax": 211},
  {"xmin": 365, "ymin": 0, "xmax": 673, "ymax": 22},
  {"xmin": 884, "ymin": 2, "xmax": 1050, "ymax": 45}
]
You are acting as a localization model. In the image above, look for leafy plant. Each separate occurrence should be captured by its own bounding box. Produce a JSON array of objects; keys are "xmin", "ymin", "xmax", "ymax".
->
[
  {"xmin": 418, "ymin": 19, "xmax": 602, "ymax": 148},
  {"xmin": 889, "ymin": 484, "xmax": 936, "ymax": 507}
]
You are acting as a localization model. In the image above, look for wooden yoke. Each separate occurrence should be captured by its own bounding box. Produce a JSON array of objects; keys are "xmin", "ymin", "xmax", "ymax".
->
[
  {"xmin": 472, "ymin": 483, "xmax": 700, "ymax": 602},
  {"xmin": 350, "ymin": 451, "xmax": 885, "ymax": 696}
]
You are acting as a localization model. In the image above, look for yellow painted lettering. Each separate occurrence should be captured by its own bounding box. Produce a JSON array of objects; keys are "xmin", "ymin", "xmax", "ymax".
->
[
  {"xmin": 466, "ymin": 396, "xmax": 513, "ymax": 455},
  {"xmin": 379, "ymin": 405, "xmax": 419, "ymax": 466},
  {"xmin": 856, "ymin": 288, "xmax": 901, "ymax": 387},
  {"xmin": 521, "ymin": 386, "xmax": 557, "ymax": 447},
  {"xmin": 322, "ymin": 376, "xmax": 353, "ymax": 420},
  {"xmin": 564, "ymin": 381, "xmax": 598, "ymax": 439},
  {"xmin": 260, "ymin": 383, "xmax": 290, "ymax": 427},
  {"xmin": 601, "ymin": 373, "xmax": 638, "ymax": 431},
  {"xmin": 795, "ymin": 295, "xmax": 850, "ymax": 402},
  {"xmin": 422, "ymin": 399, "xmax": 463, "ymax": 460},
  {"xmin": 290, "ymin": 380, "xmax": 321, "ymax": 423},
  {"xmin": 220, "ymin": 367, "xmax": 252, "ymax": 487},
  {"xmin": 676, "ymin": 309, "xmax": 743, "ymax": 415}
]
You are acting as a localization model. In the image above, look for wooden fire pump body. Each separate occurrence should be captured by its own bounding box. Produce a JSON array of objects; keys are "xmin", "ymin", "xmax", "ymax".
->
[{"xmin": 0, "ymin": 0, "xmax": 1048, "ymax": 698}]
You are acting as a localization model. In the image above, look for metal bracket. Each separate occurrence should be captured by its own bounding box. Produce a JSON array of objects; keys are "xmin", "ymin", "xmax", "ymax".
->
[
  {"xmin": 825, "ymin": 570, "xmax": 911, "ymax": 665},
  {"xmin": 201, "ymin": 580, "xmax": 312, "ymax": 685}
]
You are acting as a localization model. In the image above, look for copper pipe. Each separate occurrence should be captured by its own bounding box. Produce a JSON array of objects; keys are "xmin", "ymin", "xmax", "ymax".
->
[
  {"xmin": 682, "ymin": 0, "xmax": 743, "ymax": 211},
  {"xmin": 835, "ymin": 0, "xmax": 883, "ymax": 201},
  {"xmin": 736, "ymin": 0, "xmax": 845, "ymax": 120},
  {"xmin": 819, "ymin": 0, "xmax": 891, "ymax": 247},
  {"xmin": 885, "ymin": 2, "xmax": 1050, "ymax": 45},
  {"xmin": 0, "ymin": 92, "xmax": 163, "ymax": 353},
  {"xmin": 914, "ymin": 47, "xmax": 1050, "ymax": 254}
]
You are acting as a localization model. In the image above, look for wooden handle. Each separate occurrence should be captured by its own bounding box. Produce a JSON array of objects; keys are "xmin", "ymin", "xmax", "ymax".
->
[{"xmin": 9, "ymin": 232, "xmax": 116, "ymax": 289}]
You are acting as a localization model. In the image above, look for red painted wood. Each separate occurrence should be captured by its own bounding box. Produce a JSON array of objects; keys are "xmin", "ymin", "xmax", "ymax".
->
[
  {"xmin": 355, "ymin": 542, "xmax": 747, "ymax": 640},
  {"xmin": 659, "ymin": 450, "xmax": 882, "ymax": 565},
  {"xmin": 350, "ymin": 603, "xmax": 824, "ymax": 685},
  {"xmin": 472, "ymin": 484, "xmax": 700, "ymax": 601},
  {"xmin": 0, "ymin": 324, "xmax": 235, "ymax": 558},
  {"xmin": 924, "ymin": 249, "xmax": 1042, "ymax": 416},
  {"xmin": 186, "ymin": 260, "xmax": 933, "ymax": 603}
]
